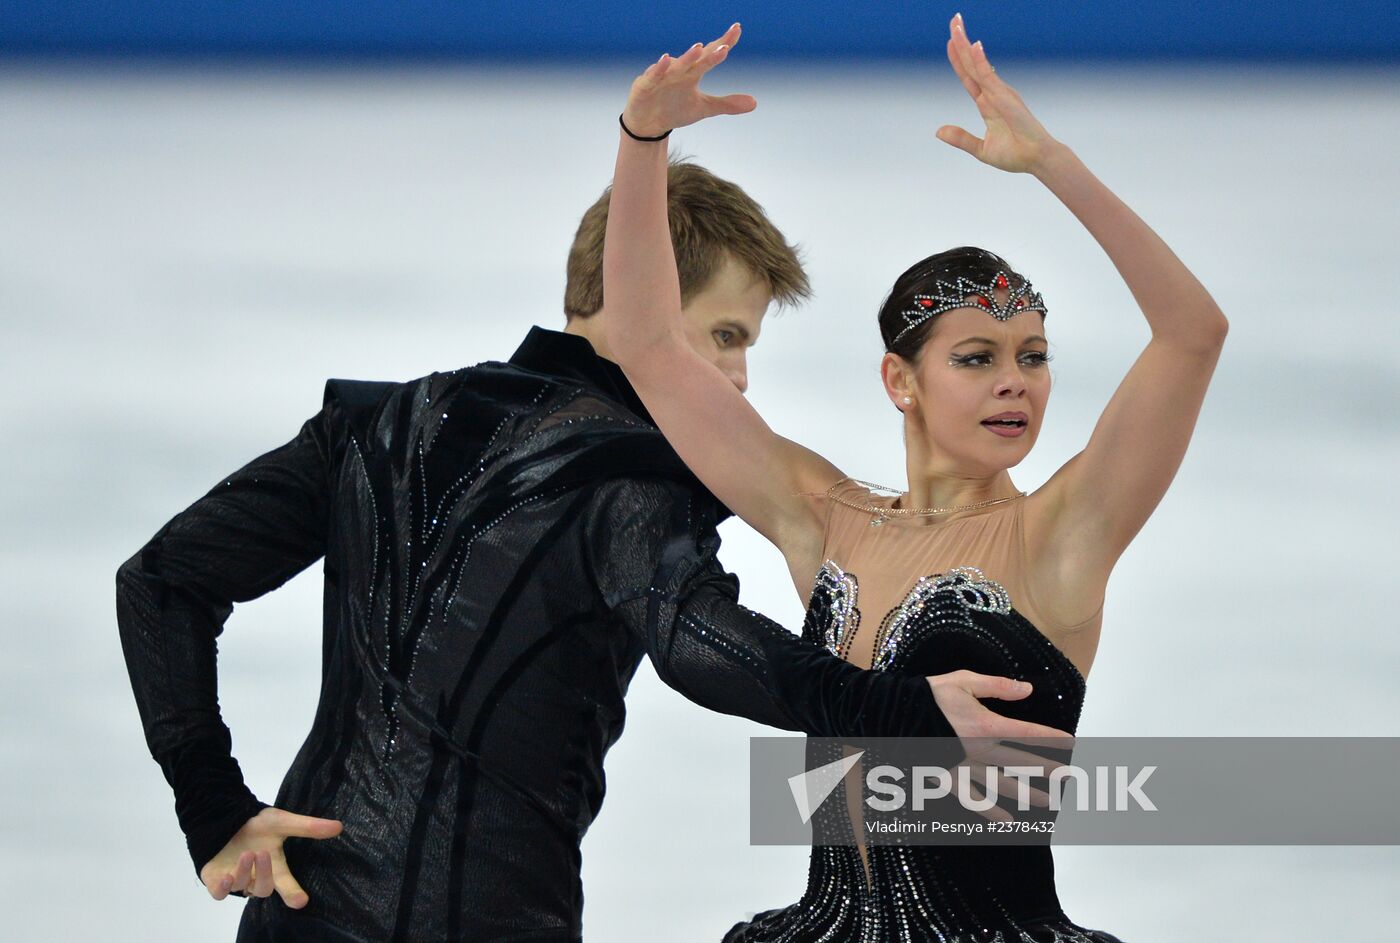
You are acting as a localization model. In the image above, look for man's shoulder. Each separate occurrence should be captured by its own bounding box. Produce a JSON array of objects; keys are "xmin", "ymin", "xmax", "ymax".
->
[
  {"xmin": 320, "ymin": 364, "xmax": 534, "ymax": 409},
  {"xmin": 317, "ymin": 363, "xmax": 563, "ymax": 435},
  {"xmin": 317, "ymin": 367, "xmax": 733, "ymax": 525},
  {"xmin": 321, "ymin": 377, "xmax": 402, "ymax": 411},
  {"xmin": 387, "ymin": 361, "xmax": 620, "ymax": 415}
]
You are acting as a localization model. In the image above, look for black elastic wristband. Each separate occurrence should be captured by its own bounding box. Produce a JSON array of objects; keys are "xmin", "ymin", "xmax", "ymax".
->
[{"xmin": 619, "ymin": 112, "xmax": 672, "ymax": 142}]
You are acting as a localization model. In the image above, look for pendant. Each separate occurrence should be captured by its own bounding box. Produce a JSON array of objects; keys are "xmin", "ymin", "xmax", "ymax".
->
[{"xmin": 869, "ymin": 515, "xmax": 885, "ymax": 527}]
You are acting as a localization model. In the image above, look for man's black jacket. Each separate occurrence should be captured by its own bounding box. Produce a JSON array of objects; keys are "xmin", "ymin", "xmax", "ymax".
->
[{"xmin": 115, "ymin": 326, "xmax": 953, "ymax": 942}]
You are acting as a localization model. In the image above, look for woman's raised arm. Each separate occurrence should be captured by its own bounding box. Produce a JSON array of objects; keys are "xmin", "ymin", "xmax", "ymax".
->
[
  {"xmin": 602, "ymin": 24, "xmax": 843, "ymax": 562},
  {"xmin": 937, "ymin": 13, "xmax": 1228, "ymax": 585}
]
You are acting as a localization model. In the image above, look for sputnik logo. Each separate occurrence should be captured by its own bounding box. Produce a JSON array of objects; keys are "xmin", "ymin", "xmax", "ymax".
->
[{"xmin": 787, "ymin": 751, "xmax": 865, "ymax": 824}]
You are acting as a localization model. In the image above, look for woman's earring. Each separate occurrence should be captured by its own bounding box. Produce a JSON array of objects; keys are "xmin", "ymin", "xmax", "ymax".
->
[{"xmin": 902, "ymin": 396, "xmax": 913, "ymax": 405}]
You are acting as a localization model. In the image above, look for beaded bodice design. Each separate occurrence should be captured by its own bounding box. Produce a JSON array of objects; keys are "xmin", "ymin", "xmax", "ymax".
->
[{"xmin": 724, "ymin": 560, "xmax": 1120, "ymax": 943}]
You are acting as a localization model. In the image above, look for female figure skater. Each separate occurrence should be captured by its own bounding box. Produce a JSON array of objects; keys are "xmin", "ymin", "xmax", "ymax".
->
[{"xmin": 603, "ymin": 15, "xmax": 1226, "ymax": 942}]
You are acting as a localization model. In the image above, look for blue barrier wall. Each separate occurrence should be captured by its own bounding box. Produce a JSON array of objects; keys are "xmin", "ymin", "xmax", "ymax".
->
[{"xmin": 4, "ymin": 0, "xmax": 1398, "ymax": 61}]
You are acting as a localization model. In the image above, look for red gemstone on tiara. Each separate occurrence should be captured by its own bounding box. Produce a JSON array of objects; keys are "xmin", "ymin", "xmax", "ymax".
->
[
  {"xmin": 995, "ymin": 273, "xmax": 1009, "ymax": 288},
  {"xmin": 917, "ymin": 298, "xmax": 935, "ymax": 308}
]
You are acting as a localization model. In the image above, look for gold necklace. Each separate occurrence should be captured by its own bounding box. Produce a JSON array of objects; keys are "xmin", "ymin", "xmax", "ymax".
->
[{"xmin": 831, "ymin": 477, "xmax": 1027, "ymax": 527}]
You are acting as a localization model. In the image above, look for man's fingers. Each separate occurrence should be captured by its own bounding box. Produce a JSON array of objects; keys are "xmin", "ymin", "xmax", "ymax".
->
[
  {"xmin": 278, "ymin": 880, "xmax": 311, "ymax": 910},
  {"xmin": 953, "ymin": 672, "xmax": 1032, "ymax": 701},
  {"xmin": 271, "ymin": 848, "xmax": 311, "ymax": 909},
  {"xmin": 962, "ymin": 778, "xmax": 1013, "ymax": 823},
  {"xmin": 229, "ymin": 850, "xmax": 255, "ymax": 893},
  {"xmin": 208, "ymin": 870, "xmax": 235, "ymax": 900},
  {"xmin": 277, "ymin": 813, "xmax": 344, "ymax": 840},
  {"xmin": 253, "ymin": 850, "xmax": 275, "ymax": 897},
  {"xmin": 1005, "ymin": 720, "xmax": 1077, "ymax": 747},
  {"xmin": 969, "ymin": 741, "xmax": 1068, "ymax": 772},
  {"xmin": 965, "ymin": 763, "xmax": 1054, "ymax": 808}
]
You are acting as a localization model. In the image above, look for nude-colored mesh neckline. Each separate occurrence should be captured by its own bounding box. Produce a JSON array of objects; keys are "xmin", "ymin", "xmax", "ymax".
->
[{"xmin": 816, "ymin": 476, "xmax": 1026, "ymax": 525}]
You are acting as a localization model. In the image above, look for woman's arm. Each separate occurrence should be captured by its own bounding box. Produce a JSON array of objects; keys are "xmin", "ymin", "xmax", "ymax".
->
[
  {"xmin": 1033, "ymin": 143, "xmax": 1227, "ymax": 569},
  {"xmin": 939, "ymin": 14, "xmax": 1228, "ymax": 583},
  {"xmin": 602, "ymin": 25, "xmax": 843, "ymax": 561}
]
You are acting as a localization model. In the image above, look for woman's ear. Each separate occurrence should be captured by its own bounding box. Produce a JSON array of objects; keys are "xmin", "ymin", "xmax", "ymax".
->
[{"xmin": 879, "ymin": 352, "xmax": 916, "ymax": 413}]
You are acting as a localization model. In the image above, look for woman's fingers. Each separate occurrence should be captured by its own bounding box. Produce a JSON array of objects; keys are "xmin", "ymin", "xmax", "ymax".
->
[
  {"xmin": 953, "ymin": 15, "xmax": 1008, "ymax": 94},
  {"xmin": 671, "ymin": 23, "xmax": 741, "ymax": 81},
  {"xmin": 689, "ymin": 32, "xmax": 738, "ymax": 83},
  {"xmin": 946, "ymin": 35, "xmax": 982, "ymax": 100},
  {"xmin": 948, "ymin": 16, "xmax": 983, "ymax": 91},
  {"xmin": 950, "ymin": 14, "xmax": 977, "ymax": 69},
  {"xmin": 935, "ymin": 123, "xmax": 982, "ymax": 156},
  {"xmin": 968, "ymin": 37, "xmax": 1000, "ymax": 85},
  {"xmin": 702, "ymin": 23, "xmax": 742, "ymax": 59},
  {"xmin": 695, "ymin": 47, "xmax": 739, "ymax": 92},
  {"xmin": 623, "ymin": 24, "xmax": 749, "ymax": 133},
  {"xmin": 703, "ymin": 91, "xmax": 757, "ymax": 116}
]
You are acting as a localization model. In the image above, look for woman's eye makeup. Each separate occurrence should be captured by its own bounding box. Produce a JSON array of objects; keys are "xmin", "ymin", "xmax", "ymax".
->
[
  {"xmin": 949, "ymin": 351, "xmax": 1052, "ymax": 366},
  {"xmin": 715, "ymin": 329, "xmax": 734, "ymax": 345},
  {"xmin": 950, "ymin": 353, "xmax": 989, "ymax": 365}
]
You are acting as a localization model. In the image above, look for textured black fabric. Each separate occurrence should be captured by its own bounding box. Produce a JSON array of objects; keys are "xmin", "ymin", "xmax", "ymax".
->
[
  {"xmin": 722, "ymin": 567, "xmax": 1115, "ymax": 942},
  {"xmin": 115, "ymin": 327, "xmax": 954, "ymax": 942}
]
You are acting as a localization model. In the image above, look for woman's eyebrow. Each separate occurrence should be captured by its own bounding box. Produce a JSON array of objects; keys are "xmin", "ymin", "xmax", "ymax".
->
[{"xmin": 952, "ymin": 335, "xmax": 1048, "ymax": 347}]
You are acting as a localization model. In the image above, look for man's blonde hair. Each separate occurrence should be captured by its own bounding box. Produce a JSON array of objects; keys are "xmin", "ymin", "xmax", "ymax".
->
[{"xmin": 564, "ymin": 157, "xmax": 811, "ymax": 318}]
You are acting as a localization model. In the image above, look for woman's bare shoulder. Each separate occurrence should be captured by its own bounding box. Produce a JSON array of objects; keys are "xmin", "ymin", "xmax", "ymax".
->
[
  {"xmin": 1022, "ymin": 459, "xmax": 1113, "ymax": 631},
  {"xmin": 769, "ymin": 441, "xmax": 850, "ymax": 597}
]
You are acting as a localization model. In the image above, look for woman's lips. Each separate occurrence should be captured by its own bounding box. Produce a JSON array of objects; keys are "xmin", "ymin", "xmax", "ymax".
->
[{"xmin": 981, "ymin": 418, "xmax": 1027, "ymax": 437}]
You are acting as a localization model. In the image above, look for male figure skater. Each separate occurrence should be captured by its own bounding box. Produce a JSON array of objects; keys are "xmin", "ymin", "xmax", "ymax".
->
[{"xmin": 116, "ymin": 159, "xmax": 1063, "ymax": 942}]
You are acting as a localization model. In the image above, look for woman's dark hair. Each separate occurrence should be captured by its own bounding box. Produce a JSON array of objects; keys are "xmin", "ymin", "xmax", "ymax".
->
[{"xmin": 877, "ymin": 246, "xmax": 1041, "ymax": 361}]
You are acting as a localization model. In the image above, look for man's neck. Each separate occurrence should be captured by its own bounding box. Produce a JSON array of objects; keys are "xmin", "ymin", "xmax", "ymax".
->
[{"xmin": 561, "ymin": 315, "xmax": 618, "ymax": 364}]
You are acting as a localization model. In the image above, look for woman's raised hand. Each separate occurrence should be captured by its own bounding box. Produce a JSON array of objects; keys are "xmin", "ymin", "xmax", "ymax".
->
[
  {"xmin": 199, "ymin": 806, "xmax": 343, "ymax": 908},
  {"xmin": 936, "ymin": 13, "xmax": 1059, "ymax": 175},
  {"xmin": 621, "ymin": 23, "xmax": 756, "ymax": 139}
]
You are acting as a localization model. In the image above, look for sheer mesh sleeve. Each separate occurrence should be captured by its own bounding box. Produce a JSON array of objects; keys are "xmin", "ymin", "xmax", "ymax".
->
[
  {"xmin": 115, "ymin": 401, "xmax": 335, "ymax": 881},
  {"xmin": 583, "ymin": 477, "xmax": 954, "ymax": 739}
]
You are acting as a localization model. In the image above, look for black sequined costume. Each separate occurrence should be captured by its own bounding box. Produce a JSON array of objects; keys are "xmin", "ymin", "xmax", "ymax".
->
[
  {"xmin": 115, "ymin": 328, "xmax": 955, "ymax": 942},
  {"xmin": 724, "ymin": 481, "xmax": 1122, "ymax": 943}
]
